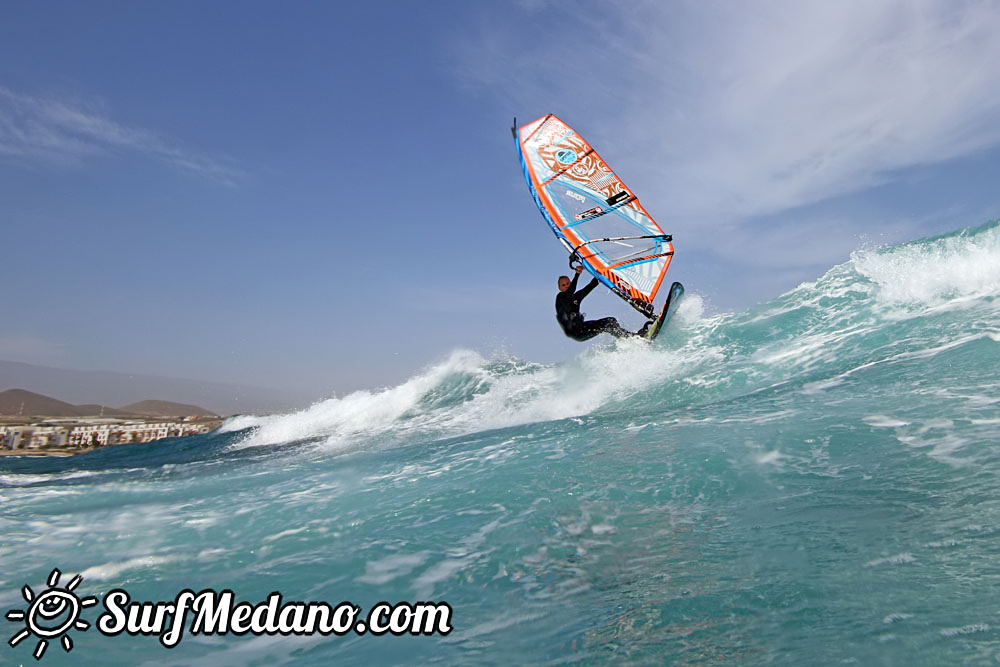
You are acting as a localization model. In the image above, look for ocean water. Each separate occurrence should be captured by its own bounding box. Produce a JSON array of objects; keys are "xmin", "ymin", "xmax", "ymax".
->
[{"xmin": 2, "ymin": 220, "xmax": 1000, "ymax": 665}]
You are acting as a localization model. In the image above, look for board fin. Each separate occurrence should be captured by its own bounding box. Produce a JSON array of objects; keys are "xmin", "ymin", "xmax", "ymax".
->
[{"xmin": 643, "ymin": 282, "xmax": 684, "ymax": 340}]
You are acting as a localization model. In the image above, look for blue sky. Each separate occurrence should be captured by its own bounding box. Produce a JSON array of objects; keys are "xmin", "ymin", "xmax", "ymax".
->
[{"xmin": 2, "ymin": 0, "xmax": 1000, "ymax": 401}]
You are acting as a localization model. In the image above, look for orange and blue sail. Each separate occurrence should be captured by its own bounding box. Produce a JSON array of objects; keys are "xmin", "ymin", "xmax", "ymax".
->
[{"xmin": 514, "ymin": 114, "xmax": 674, "ymax": 318}]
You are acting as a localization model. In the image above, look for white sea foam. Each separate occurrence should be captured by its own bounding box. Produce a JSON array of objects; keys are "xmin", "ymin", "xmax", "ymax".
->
[
  {"xmin": 755, "ymin": 450, "xmax": 784, "ymax": 465},
  {"xmin": 412, "ymin": 517, "xmax": 504, "ymax": 599},
  {"xmin": 864, "ymin": 553, "xmax": 917, "ymax": 568},
  {"xmin": 442, "ymin": 610, "xmax": 546, "ymax": 643},
  {"xmin": 222, "ymin": 318, "xmax": 713, "ymax": 452},
  {"xmin": 925, "ymin": 539, "xmax": 962, "ymax": 549},
  {"xmin": 864, "ymin": 415, "xmax": 910, "ymax": 428},
  {"xmin": 852, "ymin": 222, "xmax": 1000, "ymax": 310},
  {"xmin": 883, "ymin": 613, "xmax": 914, "ymax": 624},
  {"xmin": 358, "ymin": 551, "xmax": 431, "ymax": 585},
  {"xmin": 940, "ymin": 623, "xmax": 991, "ymax": 638},
  {"xmin": 262, "ymin": 526, "xmax": 309, "ymax": 543},
  {"xmin": 801, "ymin": 377, "xmax": 845, "ymax": 394},
  {"xmin": 894, "ymin": 430, "xmax": 974, "ymax": 465},
  {"xmin": 80, "ymin": 555, "xmax": 180, "ymax": 581},
  {"xmin": 0, "ymin": 470, "xmax": 105, "ymax": 486}
]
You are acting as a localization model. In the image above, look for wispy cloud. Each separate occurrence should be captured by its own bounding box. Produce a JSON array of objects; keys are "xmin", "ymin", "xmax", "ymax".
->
[
  {"xmin": 461, "ymin": 0, "xmax": 1000, "ymax": 224},
  {"xmin": 0, "ymin": 87, "xmax": 242, "ymax": 185}
]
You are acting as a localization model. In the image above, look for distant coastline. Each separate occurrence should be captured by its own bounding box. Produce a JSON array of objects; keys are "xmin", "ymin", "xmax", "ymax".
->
[
  {"xmin": 0, "ymin": 416, "xmax": 223, "ymax": 457},
  {"xmin": 0, "ymin": 388, "xmax": 224, "ymax": 457},
  {"xmin": 0, "ymin": 359, "xmax": 313, "ymax": 416}
]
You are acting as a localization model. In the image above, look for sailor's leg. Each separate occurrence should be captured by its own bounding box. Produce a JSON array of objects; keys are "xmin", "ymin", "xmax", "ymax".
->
[
  {"xmin": 587, "ymin": 317, "xmax": 636, "ymax": 339},
  {"xmin": 570, "ymin": 327, "xmax": 601, "ymax": 342}
]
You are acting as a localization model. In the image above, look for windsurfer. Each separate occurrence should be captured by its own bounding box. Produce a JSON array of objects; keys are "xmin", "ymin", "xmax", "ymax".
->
[{"xmin": 556, "ymin": 265, "xmax": 652, "ymax": 341}]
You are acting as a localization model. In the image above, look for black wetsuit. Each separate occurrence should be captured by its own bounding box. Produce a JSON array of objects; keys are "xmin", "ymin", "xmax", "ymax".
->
[{"xmin": 555, "ymin": 274, "xmax": 634, "ymax": 341}]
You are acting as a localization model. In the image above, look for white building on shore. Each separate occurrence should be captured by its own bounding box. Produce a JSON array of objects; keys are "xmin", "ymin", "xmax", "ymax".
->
[{"xmin": 0, "ymin": 419, "xmax": 216, "ymax": 453}]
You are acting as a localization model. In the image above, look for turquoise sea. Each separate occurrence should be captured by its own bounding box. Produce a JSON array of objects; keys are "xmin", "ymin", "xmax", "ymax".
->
[{"xmin": 2, "ymin": 221, "xmax": 1000, "ymax": 665}]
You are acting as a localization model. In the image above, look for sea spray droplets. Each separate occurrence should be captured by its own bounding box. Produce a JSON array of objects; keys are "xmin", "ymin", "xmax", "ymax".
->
[
  {"xmin": 864, "ymin": 553, "xmax": 917, "ymax": 568},
  {"xmin": 940, "ymin": 624, "xmax": 991, "ymax": 638},
  {"xmin": 851, "ymin": 219, "xmax": 1000, "ymax": 308},
  {"xmin": 883, "ymin": 613, "xmax": 914, "ymax": 624}
]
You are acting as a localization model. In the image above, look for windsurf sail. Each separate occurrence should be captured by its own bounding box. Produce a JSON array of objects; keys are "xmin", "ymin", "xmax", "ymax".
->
[{"xmin": 514, "ymin": 115, "xmax": 675, "ymax": 319}]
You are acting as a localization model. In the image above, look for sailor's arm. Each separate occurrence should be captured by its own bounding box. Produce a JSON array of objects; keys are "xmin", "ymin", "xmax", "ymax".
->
[
  {"xmin": 576, "ymin": 270, "xmax": 599, "ymax": 299},
  {"xmin": 567, "ymin": 266, "xmax": 582, "ymax": 293}
]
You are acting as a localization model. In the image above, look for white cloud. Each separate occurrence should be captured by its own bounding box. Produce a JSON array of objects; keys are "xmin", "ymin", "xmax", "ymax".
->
[
  {"xmin": 659, "ymin": 0, "xmax": 1000, "ymax": 222},
  {"xmin": 462, "ymin": 0, "xmax": 1000, "ymax": 224},
  {"xmin": 0, "ymin": 87, "xmax": 242, "ymax": 184}
]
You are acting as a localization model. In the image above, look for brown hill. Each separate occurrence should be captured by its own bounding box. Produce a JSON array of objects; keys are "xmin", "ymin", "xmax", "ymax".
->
[
  {"xmin": 118, "ymin": 400, "xmax": 218, "ymax": 417},
  {"xmin": 0, "ymin": 389, "xmax": 216, "ymax": 418},
  {"xmin": 0, "ymin": 359, "xmax": 309, "ymax": 415},
  {"xmin": 0, "ymin": 389, "xmax": 89, "ymax": 417},
  {"xmin": 75, "ymin": 404, "xmax": 140, "ymax": 418}
]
